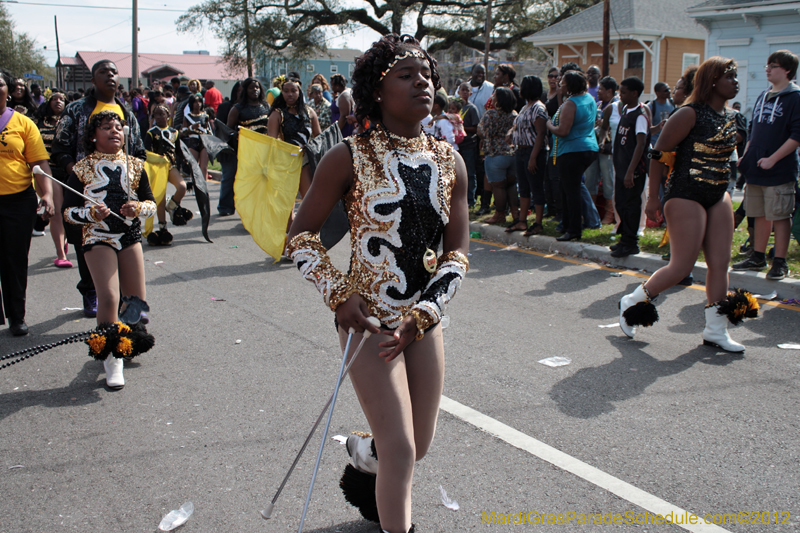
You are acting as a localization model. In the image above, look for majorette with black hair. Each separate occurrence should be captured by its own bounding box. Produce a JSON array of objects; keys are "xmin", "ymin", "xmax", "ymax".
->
[
  {"xmin": 63, "ymin": 110, "xmax": 157, "ymax": 389},
  {"xmin": 144, "ymin": 104, "xmax": 193, "ymax": 246},
  {"xmin": 285, "ymin": 34, "xmax": 470, "ymax": 533},
  {"xmin": 620, "ymin": 57, "xmax": 758, "ymax": 350}
]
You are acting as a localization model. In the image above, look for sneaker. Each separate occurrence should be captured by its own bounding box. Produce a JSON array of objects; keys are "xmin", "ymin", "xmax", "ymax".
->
[
  {"xmin": 731, "ymin": 255, "xmax": 767, "ymax": 271},
  {"xmin": 766, "ymin": 260, "xmax": 789, "ymax": 281},
  {"xmin": 83, "ymin": 291, "xmax": 98, "ymax": 318},
  {"xmin": 32, "ymin": 229, "xmax": 46, "ymax": 237},
  {"xmin": 739, "ymin": 238, "xmax": 753, "ymax": 255}
]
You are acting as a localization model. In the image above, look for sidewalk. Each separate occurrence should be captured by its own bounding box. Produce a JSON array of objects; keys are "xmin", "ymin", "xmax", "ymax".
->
[{"xmin": 469, "ymin": 220, "xmax": 800, "ymax": 301}]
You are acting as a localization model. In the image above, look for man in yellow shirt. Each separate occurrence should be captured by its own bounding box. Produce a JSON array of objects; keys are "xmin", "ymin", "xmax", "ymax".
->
[{"xmin": 0, "ymin": 69, "xmax": 55, "ymax": 335}]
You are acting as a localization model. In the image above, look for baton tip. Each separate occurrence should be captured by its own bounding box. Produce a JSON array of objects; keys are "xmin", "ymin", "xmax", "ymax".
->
[
  {"xmin": 32, "ymin": 165, "xmax": 43, "ymax": 175},
  {"xmin": 260, "ymin": 503, "xmax": 274, "ymax": 519}
]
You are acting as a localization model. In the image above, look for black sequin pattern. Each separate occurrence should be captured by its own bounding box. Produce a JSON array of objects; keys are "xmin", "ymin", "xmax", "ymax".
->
[{"xmin": 664, "ymin": 103, "xmax": 736, "ymax": 209}]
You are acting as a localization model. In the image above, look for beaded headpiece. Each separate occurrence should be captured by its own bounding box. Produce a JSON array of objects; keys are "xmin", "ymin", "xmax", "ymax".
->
[
  {"xmin": 723, "ymin": 63, "xmax": 737, "ymax": 74},
  {"xmin": 378, "ymin": 49, "xmax": 428, "ymax": 82}
]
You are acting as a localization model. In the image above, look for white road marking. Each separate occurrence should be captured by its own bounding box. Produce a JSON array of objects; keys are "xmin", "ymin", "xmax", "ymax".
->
[{"xmin": 439, "ymin": 396, "xmax": 733, "ymax": 533}]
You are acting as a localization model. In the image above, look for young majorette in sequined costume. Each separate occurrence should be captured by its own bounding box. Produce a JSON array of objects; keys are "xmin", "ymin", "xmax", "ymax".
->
[
  {"xmin": 143, "ymin": 105, "xmax": 193, "ymax": 246},
  {"xmin": 619, "ymin": 57, "xmax": 758, "ymax": 350},
  {"xmin": 63, "ymin": 111, "xmax": 157, "ymax": 389},
  {"xmin": 286, "ymin": 34, "xmax": 470, "ymax": 533}
]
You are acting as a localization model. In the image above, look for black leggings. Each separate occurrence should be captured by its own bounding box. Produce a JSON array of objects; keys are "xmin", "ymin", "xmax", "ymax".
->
[{"xmin": 557, "ymin": 150, "xmax": 597, "ymax": 235}]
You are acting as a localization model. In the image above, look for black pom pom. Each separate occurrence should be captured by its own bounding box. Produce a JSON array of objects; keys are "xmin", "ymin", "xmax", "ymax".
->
[
  {"xmin": 716, "ymin": 288, "xmax": 759, "ymax": 326},
  {"xmin": 622, "ymin": 300, "xmax": 659, "ymax": 328},
  {"xmin": 339, "ymin": 464, "xmax": 379, "ymax": 523}
]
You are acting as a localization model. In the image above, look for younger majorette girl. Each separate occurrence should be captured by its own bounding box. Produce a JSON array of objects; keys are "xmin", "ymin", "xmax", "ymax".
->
[
  {"xmin": 619, "ymin": 57, "xmax": 759, "ymax": 349},
  {"xmin": 286, "ymin": 34, "xmax": 469, "ymax": 533},
  {"xmin": 63, "ymin": 110, "xmax": 157, "ymax": 389},
  {"xmin": 143, "ymin": 104, "xmax": 193, "ymax": 245}
]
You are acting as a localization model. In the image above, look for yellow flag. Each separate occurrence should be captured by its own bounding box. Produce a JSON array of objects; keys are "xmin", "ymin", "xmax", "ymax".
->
[
  {"xmin": 234, "ymin": 127, "xmax": 303, "ymax": 261},
  {"xmin": 143, "ymin": 151, "xmax": 170, "ymax": 236}
]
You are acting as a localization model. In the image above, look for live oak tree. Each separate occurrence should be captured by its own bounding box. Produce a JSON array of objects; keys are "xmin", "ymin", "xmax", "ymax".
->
[
  {"xmin": 178, "ymin": 0, "xmax": 600, "ymax": 71},
  {"xmin": 0, "ymin": 4, "xmax": 52, "ymax": 79}
]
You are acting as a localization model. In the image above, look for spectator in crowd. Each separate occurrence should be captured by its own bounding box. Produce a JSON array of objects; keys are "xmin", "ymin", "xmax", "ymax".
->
[
  {"xmin": 587, "ymin": 65, "xmax": 601, "ymax": 101},
  {"xmin": 187, "ymin": 79, "xmax": 202, "ymax": 97},
  {"xmin": 733, "ymin": 49, "xmax": 800, "ymax": 280},
  {"xmin": 509, "ymin": 75, "xmax": 548, "ymax": 235},
  {"xmin": 309, "ymin": 73, "xmax": 333, "ymax": 103},
  {"xmin": 609, "ymin": 77, "xmax": 649, "ymax": 258},
  {"xmin": 672, "ymin": 65, "xmax": 698, "ymax": 108},
  {"xmin": 170, "ymin": 85, "xmax": 190, "ymax": 126},
  {"xmin": 163, "ymin": 87, "xmax": 175, "ymax": 107},
  {"xmin": 731, "ymin": 101, "xmax": 748, "ymax": 190},
  {"xmin": 223, "ymin": 77, "xmax": 269, "ymax": 216},
  {"xmin": 587, "ymin": 75, "xmax": 618, "ymax": 225},
  {"xmin": 648, "ymin": 82, "xmax": 675, "ymax": 146},
  {"xmin": 469, "ymin": 63, "xmax": 495, "ymax": 215},
  {"xmin": 330, "ymin": 73, "xmax": 356, "ymax": 137},
  {"xmin": 215, "ymin": 82, "xmax": 240, "ymax": 126},
  {"xmin": 203, "ymin": 80, "xmax": 223, "ymax": 112},
  {"xmin": 9, "ymin": 78, "xmax": 36, "ymax": 116},
  {"xmin": 34, "ymin": 89, "xmax": 71, "ymax": 267},
  {"xmin": 51, "ymin": 59, "xmax": 146, "ymax": 318},
  {"xmin": 457, "ymin": 82, "xmax": 481, "ymax": 207},
  {"xmin": 428, "ymin": 93, "xmax": 458, "ymax": 151},
  {"xmin": 547, "ymin": 70, "xmax": 599, "ymax": 242},
  {"xmin": 0, "ymin": 68, "xmax": 55, "ymax": 336},
  {"xmin": 479, "ymin": 87, "xmax": 519, "ymax": 226},
  {"xmin": 170, "ymin": 77, "xmax": 181, "ymax": 95},
  {"xmin": 622, "ymin": 57, "xmax": 747, "ymax": 351},
  {"xmin": 491, "ymin": 63, "xmax": 523, "ymax": 111},
  {"xmin": 543, "ymin": 67, "xmax": 562, "ymax": 220},
  {"xmin": 468, "ymin": 63, "xmax": 494, "ymax": 120},
  {"xmin": 130, "ymin": 87, "xmax": 149, "ymax": 134},
  {"xmin": 30, "ymin": 83, "xmax": 45, "ymax": 106},
  {"xmin": 308, "ymin": 83, "xmax": 332, "ymax": 130}
]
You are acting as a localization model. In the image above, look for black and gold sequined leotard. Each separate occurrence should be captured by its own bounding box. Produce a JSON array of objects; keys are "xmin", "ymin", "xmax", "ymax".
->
[
  {"xmin": 63, "ymin": 151, "xmax": 157, "ymax": 251},
  {"xmin": 663, "ymin": 103, "xmax": 736, "ymax": 209},
  {"xmin": 287, "ymin": 126, "xmax": 469, "ymax": 338}
]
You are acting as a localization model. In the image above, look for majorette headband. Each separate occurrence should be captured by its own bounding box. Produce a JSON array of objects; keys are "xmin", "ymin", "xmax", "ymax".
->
[{"xmin": 378, "ymin": 49, "xmax": 427, "ymax": 82}]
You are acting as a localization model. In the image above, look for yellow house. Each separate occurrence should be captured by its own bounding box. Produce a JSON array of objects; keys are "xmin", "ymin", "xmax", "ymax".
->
[{"xmin": 525, "ymin": 0, "xmax": 707, "ymax": 101}]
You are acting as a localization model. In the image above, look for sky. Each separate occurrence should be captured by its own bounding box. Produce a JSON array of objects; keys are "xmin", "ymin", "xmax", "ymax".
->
[{"xmin": 5, "ymin": 0, "xmax": 383, "ymax": 66}]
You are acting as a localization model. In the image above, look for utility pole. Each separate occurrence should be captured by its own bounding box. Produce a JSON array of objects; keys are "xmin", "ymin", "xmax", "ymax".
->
[
  {"xmin": 54, "ymin": 16, "xmax": 62, "ymax": 88},
  {"xmin": 132, "ymin": 0, "xmax": 139, "ymax": 90},
  {"xmin": 602, "ymin": 0, "xmax": 610, "ymax": 76},
  {"xmin": 483, "ymin": 0, "xmax": 492, "ymax": 73},
  {"xmin": 243, "ymin": 0, "xmax": 252, "ymax": 77}
]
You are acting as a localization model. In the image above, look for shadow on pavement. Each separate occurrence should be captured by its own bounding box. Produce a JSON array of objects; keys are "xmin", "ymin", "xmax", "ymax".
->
[
  {"xmin": 548, "ymin": 336, "xmax": 743, "ymax": 419},
  {"xmin": 306, "ymin": 520, "xmax": 380, "ymax": 532},
  {"xmin": 0, "ymin": 360, "xmax": 103, "ymax": 421}
]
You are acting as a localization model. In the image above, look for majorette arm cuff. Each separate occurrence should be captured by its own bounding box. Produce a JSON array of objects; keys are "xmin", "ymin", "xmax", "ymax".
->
[
  {"xmin": 407, "ymin": 250, "xmax": 470, "ymax": 340},
  {"xmin": 134, "ymin": 200, "xmax": 157, "ymax": 219},
  {"xmin": 286, "ymin": 230, "xmax": 354, "ymax": 311}
]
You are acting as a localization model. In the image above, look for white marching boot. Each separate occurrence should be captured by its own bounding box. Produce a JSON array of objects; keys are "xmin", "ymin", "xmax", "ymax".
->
[
  {"xmin": 702, "ymin": 306, "xmax": 745, "ymax": 352},
  {"xmin": 346, "ymin": 432, "xmax": 378, "ymax": 474},
  {"xmin": 103, "ymin": 355, "xmax": 125, "ymax": 389},
  {"xmin": 619, "ymin": 284, "xmax": 658, "ymax": 338}
]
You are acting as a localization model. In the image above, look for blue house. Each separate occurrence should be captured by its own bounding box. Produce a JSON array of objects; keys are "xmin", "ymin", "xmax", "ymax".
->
[
  {"xmin": 257, "ymin": 48, "xmax": 363, "ymax": 89},
  {"xmin": 687, "ymin": 0, "xmax": 800, "ymax": 115}
]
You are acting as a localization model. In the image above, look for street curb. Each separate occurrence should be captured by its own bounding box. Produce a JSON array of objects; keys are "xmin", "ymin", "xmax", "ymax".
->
[
  {"xmin": 470, "ymin": 221, "xmax": 800, "ymax": 300},
  {"xmin": 208, "ymin": 169, "xmax": 222, "ymax": 181}
]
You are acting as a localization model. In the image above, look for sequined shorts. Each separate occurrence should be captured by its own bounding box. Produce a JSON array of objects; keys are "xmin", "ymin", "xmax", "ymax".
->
[{"xmin": 663, "ymin": 179, "xmax": 728, "ymax": 210}]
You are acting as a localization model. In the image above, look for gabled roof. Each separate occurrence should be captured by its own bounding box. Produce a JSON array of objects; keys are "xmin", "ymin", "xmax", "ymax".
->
[
  {"xmin": 58, "ymin": 51, "xmax": 245, "ymax": 80},
  {"xmin": 528, "ymin": 0, "xmax": 707, "ymax": 43},
  {"xmin": 141, "ymin": 64, "xmax": 185, "ymax": 76},
  {"xmin": 688, "ymin": 0, "xmax": 799, "ymax": 10}
]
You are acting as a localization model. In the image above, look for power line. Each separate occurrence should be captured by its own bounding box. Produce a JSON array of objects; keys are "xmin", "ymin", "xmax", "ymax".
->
[{"xmin": 5, "ymin": 1, "xmax": 185, "ymax": 12}]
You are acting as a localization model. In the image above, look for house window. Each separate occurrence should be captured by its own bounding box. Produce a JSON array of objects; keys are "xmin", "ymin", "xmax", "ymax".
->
[
  {"xmin": 330, "ymin": 64, "xmax": 338, "ymax": 73},
  {"xmin": 624, "ymin": 50, "xmax": 645, "ymax": 81},
  {"xmin": 682, "ymin": 53, "xmax": 700, "ymax": 72},
  {"xmin": 306, "ymin": 64, "xmax": 314, "ymax": 72}
]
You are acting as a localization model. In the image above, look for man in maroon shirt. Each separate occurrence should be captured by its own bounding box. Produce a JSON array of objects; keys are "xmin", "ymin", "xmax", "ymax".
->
[{"xmin": 203, "ymin": 80, "xmax": 223, "ymax": 112}]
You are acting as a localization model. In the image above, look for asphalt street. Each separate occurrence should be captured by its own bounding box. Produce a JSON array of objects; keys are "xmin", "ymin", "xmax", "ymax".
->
[{"xmin": 1, "ymin": 182, "xmax": 799, "ymax": 533}]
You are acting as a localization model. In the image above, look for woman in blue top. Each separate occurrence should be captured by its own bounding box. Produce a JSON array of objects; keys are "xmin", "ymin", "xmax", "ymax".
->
[{"xmin": 546, "ymin": 70, "xmax": 599, "ymax": 241}]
